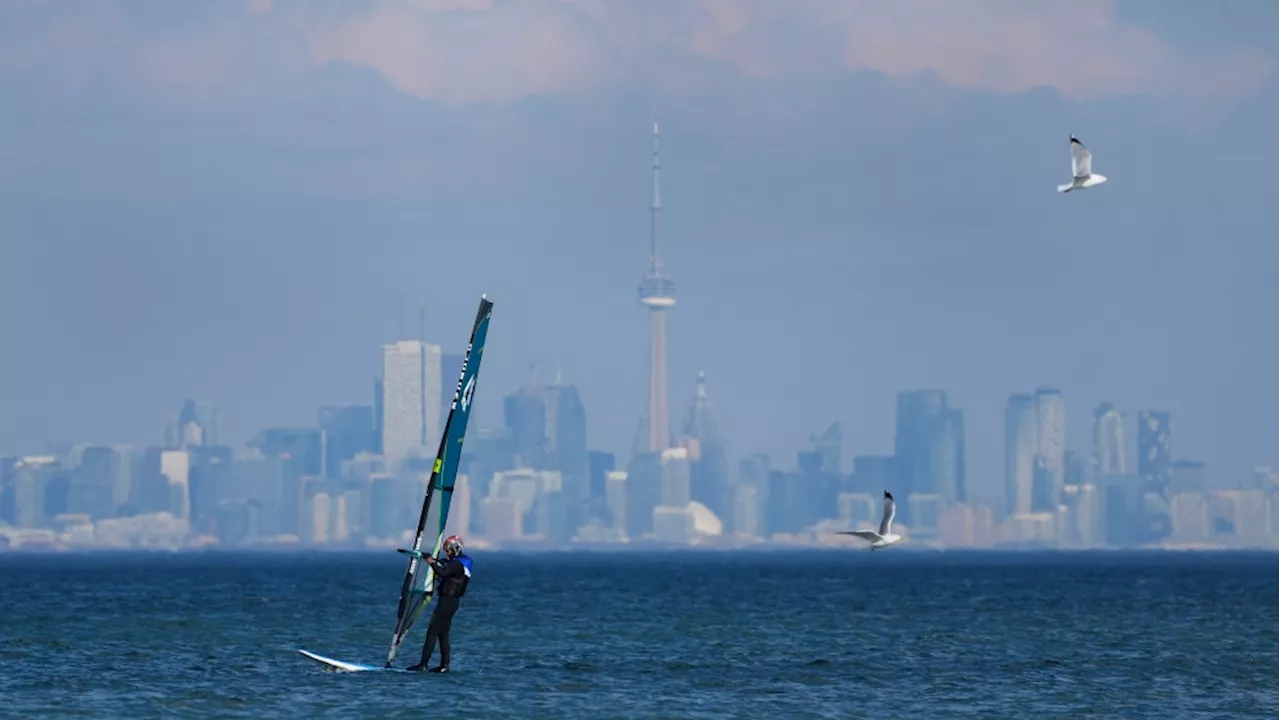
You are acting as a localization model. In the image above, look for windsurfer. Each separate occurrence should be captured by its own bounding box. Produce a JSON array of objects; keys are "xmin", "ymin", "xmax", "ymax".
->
[{"xmin": 407, "ymin": 535, "xmax": 473, "ymax": 673}]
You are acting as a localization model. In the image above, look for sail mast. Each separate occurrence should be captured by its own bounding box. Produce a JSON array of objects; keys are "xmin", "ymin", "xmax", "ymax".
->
[{"xmin": 385, "ymin": 295, "xmax": 493, "ymax": 667}]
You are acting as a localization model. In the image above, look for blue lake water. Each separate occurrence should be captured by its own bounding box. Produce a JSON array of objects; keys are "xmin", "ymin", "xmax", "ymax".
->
[{"xmin": 0, "ymin": 550, "xmax": 1275, "ymax": 718}]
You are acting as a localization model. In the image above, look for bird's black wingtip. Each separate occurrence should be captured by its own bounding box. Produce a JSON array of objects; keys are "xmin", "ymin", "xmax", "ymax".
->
[{"xmin": 884, "ymin": 490, "xmax": 893, "ymax": 500}]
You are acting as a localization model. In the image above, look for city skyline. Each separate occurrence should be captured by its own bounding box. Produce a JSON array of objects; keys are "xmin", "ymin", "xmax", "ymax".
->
[
  {"xmin": 0, "ymin": 2, "xmax": 1275, "ymax": 503},
  {"xmin": 4, "ymin": 373, "xmax": 1274, "ymax": 552}
]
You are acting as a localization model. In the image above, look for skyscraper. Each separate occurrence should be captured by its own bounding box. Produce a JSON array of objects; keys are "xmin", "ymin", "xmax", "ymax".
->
[
  {"xmin": 1033, "ymin": 388, "xmax": 1065, "ymax": 512},
  {"xmin": 249, "ymin": 426, "xmax": 323, "ymax": 536},
  {"xmin": 893, "ymin": 390, "xmax": 965, "ymax": 512},
  {"xmin": 502, "ymin": 377, "xmax": 589, "ymax": 528},
  {"xmin": 588, "ymin": 451, "xmax": 615, "ymax": 502},
  {"xmin": 894, "ymin": 389, "xmax": 948, "ymax": 499},
  {"xmin": 318, "ymin": 406, "xmax": 375, "ymax": 479},
  {"xmin": 681, "ymin": 371, "xmax": 729, "ymax": 523},
  {"xmin": 932, "ymin": 409, "xmax": 966, "ymax": 503},
  {"xmin": 166, "ymin": 399, "xmax": 219, "ymax": 449},
  {"xmin": 503, "ymin": 386, "xmax": 548, "ymax": 470},
  {"xmin": 1092, "ymin": 403, "xmax": 1126, "ymax": 475},
  {"xmin": 659, "ymin": 447, "xmax": 692, "ymax": 508},
  {"xmin": 69, "ymin": 446, "xmax": 116, "ymax": 520},
  {"xmin": 1004, "ymin": 393, "xmax": 1036, "ymax": 518},
  {"xmin": 372, "ymin": 378, "xmax": 384, "ymax": 455},
  {"xmin": 1137, "ymin": 410, "xmax": 1172, "ymax": 480},
  {"xmin": 637, "ymin": 118, "xmax": 676, "ymax": 453},
  {"xmin": 737, "ymin": 454, "xmax": 770, "ymax": 537},
  {"xmin": 625, "ymin": 451, "xmax": 661, "ymax": 538},
  {"xmin": 380, "ymin": 340, "xmax": 441, "ymax": 464},
  {"xmin": 553, "ymin": 384, "xmax": 589, "ymax": 504},
  {"xmin": 810, "ymin": 422, "xmax": 843, "ymax": 475},
  {"xmin": 188, "ymin": 444, "xmax": 232, "ymax": 531}
]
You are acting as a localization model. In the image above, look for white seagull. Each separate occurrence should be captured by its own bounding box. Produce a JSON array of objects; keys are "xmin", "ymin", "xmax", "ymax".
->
[
  {"xmin": 838, "ymin": 491, "xmax": 903, "ymax": 550},
  {"xmin": 1057, "ymin": 135, "xmax": 1108, "ymax": 193}
]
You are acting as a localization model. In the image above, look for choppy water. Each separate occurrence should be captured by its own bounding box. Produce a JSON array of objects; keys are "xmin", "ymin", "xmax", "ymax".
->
[{"xmin": 0, "ymin": 550, "xmax": 1275, "ymax": 718}]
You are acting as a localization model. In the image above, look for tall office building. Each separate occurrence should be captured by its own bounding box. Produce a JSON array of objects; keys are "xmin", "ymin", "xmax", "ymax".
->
[
  {"xmin": 932, "ymin": 408, "xmax": 966, "ymax": 503},
  {"xmin": 894, "ymin": 390, "xmax": 966, "ymax": 515},
  {"xmin": 159, "ymin": 450, "xmax": 191, "ymax": 520},
  {"xmin": 380, "ymin": 340, "xmax": 442, "ymax": 464},
  {"xmin": 504, "ymin": 385, "xmax": 549, "ymax": 470},
  {"xmin": 659, "ymin": 447, "xmax": 692, "ymax": 507},
  {"xmin": 737, "ymin": 454, "xmax": 770, "ymax": 537},
  {"xmin": 550, "ymin": 382, "xmax": 589, "ymax": 504},
  {"xmin": 503, "ymin": 378, "xmax": 588, "ymax": 501},
  {"xmin": 811, "ymin": 422, "xmax": 843, "ymax": 475},
  {"xmin": 1092, "ymin": 403, "xmax": 1126, "ymax": 475},
  {"xmin": 69, "ymin": 446, "xmax": 117, "ymax": 520},
  {"xmin": 1137, "ymin": 410, "xmax": 1172, "ymax": 480},
  {"xmin": 372, "ymin": 378, "xmax": 385, "ymax": 455},
  {"xmin": 1032, "ymin": 388, "xmax": 1065, "ymax": 512},
  {"xmin": 188, "ymin": 444, "xmax": 233, "ymax": 531},
  {"xmin": 316, "ymin": 404, "xmax": 373, "ymax": 476},
  {"xmin": 164, "ymin": 399, "xmax": 219, "ymax": 450},
  {"xmin": 682, "ymin": 371, "xmax": 729, "ymax": 523},
  {"xmin": 588, "ymin": 451, "xmax": 615, "ymax": 502},
  {"xmin": 625, "ymin": 451, "xmax": 661, "ymax": 538},
  {"xmin": 249, "ymin": 427, "xmax": 323, "ymax": 536},
  {"xmin": 1004, "ymin": 394, "xmax": 1037, "ymax": 518},
  {"xmin": 894, "ymin": 389, "xmax": 947, "ymax": 498},
  {"xmin": 318, "ymin": 406, "xmax": 375, "ymax": 479}
]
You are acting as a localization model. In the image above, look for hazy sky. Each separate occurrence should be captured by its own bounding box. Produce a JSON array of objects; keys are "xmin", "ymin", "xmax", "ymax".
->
[{"xmin": 1, "ymin": 0, "xmax": 1275, "ymax": 498}]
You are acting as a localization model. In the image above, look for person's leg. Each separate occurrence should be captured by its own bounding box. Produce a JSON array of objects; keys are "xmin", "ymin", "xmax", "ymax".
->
[
  {"xmin": 409, "ymin": 617, "xmax": 441, "ymax": 670},
  {"xmin": 438, "ymin": 624, "xmax": 451, "ymax": 669},
  {"xmin": 432, "ymin": 598, "xmax": 459, "ymax": 671}
]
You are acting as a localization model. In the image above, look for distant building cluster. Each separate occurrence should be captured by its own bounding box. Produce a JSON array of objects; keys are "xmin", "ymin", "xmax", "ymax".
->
[
  {"xmin": 0, "ymin": 381, "xmax": 1275, "ymax": 553},
  {"xmin": 993, "ymin": 395, "xmax": 1277, "ymax": 549}
]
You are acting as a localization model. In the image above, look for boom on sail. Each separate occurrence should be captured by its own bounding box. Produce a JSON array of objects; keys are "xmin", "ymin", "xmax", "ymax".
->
[{"xmin": 385, "ymin": 295, "xmax": 493, "ymax": 667}]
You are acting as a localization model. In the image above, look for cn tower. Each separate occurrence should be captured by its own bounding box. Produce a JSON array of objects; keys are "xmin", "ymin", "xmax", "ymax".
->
[{"xmin": 638, "ymin": 117, "xmax": 675, "ymax": 452}]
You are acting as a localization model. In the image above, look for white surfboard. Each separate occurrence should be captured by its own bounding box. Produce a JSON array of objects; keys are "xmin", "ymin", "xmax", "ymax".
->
[{"xmin": 298, "ymin": 648, "xmax": 405, "ymax": 672}]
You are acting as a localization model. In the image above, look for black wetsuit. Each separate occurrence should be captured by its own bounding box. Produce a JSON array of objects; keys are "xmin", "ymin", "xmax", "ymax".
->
[{"xmin": 415, "ymin": 553, "xmax": 472, "ymax": 670}]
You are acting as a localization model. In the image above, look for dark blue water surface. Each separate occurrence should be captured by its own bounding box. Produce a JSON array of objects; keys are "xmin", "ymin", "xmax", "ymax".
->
[{"xmin": 0, "ymin": 550, "xmax": 1275, "ymax": 719}]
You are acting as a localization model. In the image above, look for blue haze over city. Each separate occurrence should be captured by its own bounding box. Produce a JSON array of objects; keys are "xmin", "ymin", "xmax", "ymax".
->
[{"xmin": 0, "ymin": 0, "xmax": 1276, "ymax": 551}]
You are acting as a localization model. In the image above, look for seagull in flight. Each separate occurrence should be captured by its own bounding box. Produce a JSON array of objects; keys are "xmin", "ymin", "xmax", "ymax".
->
[
  {"xmin": 1057, "ymin": 135, "xmax": 1108, "ymax": 193},
  {"xmin": 837, "ymin": 491, "xmax": 903, "ymax": 550}
]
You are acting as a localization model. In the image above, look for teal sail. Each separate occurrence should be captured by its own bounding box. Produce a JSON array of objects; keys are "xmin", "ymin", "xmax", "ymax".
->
[{"xmin": 385, "ymin": 295, "xmax": 493, "ymax": 667}]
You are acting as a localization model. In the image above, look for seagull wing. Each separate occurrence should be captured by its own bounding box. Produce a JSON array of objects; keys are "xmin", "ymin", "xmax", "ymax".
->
[
  {"xmin": 837, "ymin": 530, "xmax": 881, "ymax": 542},
  {"xmin": 1070, "ymin": 137, "xmax": 1092, "ymax": 179},
  {"xmin": 878, "ymin": 495, "xmax": 896, "ymax": 536}
]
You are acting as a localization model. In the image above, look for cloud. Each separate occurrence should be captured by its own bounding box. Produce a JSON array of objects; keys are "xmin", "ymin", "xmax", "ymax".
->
[
  {"xmin": 814, "ymin": 0, "xmax": 1273, "ymax": 99},
  {"xmin": 301, "ymin": 0, "xmax": 613, "ymax": 106},
  {"xmin": 0, "ymin": 0, "xmax": 1273, "ymax": 107},
  {"xmin": 298, "ymin": 0, "xmax": 1278, "ymax": 104}
]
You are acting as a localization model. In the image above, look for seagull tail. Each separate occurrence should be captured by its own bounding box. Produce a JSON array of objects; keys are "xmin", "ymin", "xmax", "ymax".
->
[{"xmin": 1057, "ymin": 183, "xmax": 1074, "ymax": 193}]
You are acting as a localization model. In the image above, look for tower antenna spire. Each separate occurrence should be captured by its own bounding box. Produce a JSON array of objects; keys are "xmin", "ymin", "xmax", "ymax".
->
[
  {"xmin": 398, "ymin": 294, "xmax": 406, "ymax": 340},
  {"xmin": 418, "ymin": 298, "xmax": 426, "ymax": 344},
  {"xmin": 650, "ymin": 115, "xmax": 662, "ymax": 272}
]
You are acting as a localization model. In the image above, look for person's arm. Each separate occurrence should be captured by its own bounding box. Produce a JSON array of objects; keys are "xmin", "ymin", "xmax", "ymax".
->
[{"xmin": 427, "ymin": 556, "xmax": 464, "ymax": 579}]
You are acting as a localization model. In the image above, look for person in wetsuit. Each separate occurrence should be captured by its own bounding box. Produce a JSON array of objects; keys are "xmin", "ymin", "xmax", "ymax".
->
[{"xmin": 408, "ymin": 534, "xmax": 472, "ymax": 673}]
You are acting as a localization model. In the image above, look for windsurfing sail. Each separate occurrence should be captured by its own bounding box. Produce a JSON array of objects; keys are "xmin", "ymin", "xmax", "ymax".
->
[{"xmin": 384, "ymin": 294, "xmax": 493, "ymax": 667}]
